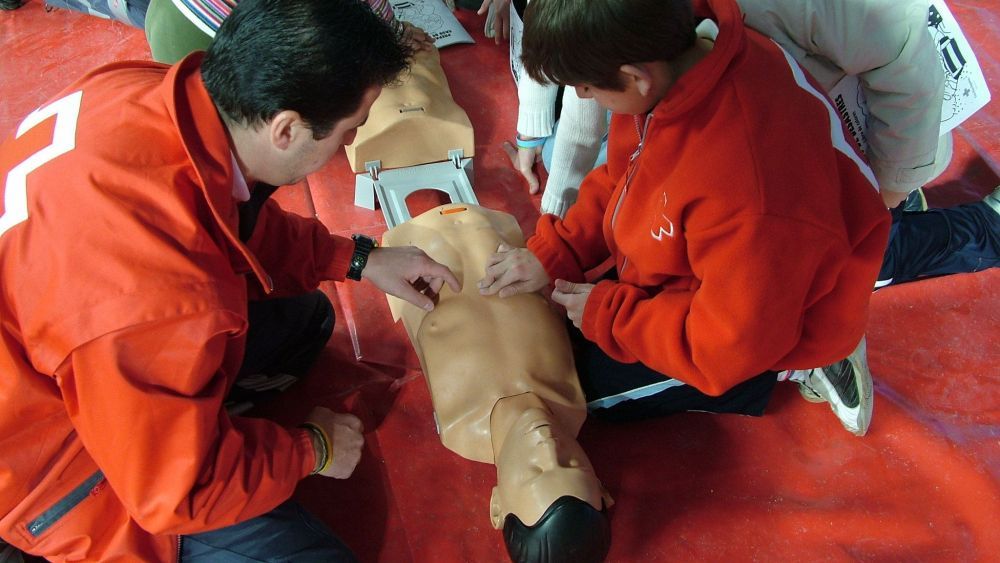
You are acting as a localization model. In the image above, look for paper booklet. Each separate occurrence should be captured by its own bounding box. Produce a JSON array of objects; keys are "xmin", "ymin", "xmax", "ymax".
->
[
  {"xmin": 390, "ymin": 0, "xmax": 475, "ymax": 48},
  {"xmin": 509, "ymin": 2, "xmax": 525, "ymax": 85}
]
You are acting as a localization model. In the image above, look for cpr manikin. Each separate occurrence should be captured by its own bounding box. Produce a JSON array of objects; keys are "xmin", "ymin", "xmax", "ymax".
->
[
  {"xmin": 345, "ymin": 47, "xmax": 474, "ymax": 172},
  {"xmin": 383, "ymin": 204, "xmax": 613, "ymax": 563}
]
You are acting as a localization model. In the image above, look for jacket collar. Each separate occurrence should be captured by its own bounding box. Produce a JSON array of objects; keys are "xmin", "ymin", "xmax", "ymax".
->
[
  {"xmin": 653, "ymin": 0, "xmax": 745, "ymax": 121},
  {"xmin": 159, "ymin": 53, "xmax": 274, "ymax": 293}
]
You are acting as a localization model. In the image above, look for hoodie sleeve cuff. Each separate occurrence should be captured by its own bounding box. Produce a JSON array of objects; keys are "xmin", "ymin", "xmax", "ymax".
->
[{"xmin": 527, "ymin": 226, "xmax": 585, "ymax": 284}]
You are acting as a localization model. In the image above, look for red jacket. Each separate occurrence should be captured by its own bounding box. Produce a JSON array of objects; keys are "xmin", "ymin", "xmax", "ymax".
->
[
  {"xmin": 0, "ymin": 54, "xmax": 354, "ymax": 561},
  {"xmin": 528, "ymin": 0, "xmax": 891, "ymax": 396}
]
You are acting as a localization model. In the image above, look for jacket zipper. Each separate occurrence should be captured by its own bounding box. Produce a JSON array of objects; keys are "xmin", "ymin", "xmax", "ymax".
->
[
  {"xmin": 610, "ymin": 112, "xmax": 655, "ymax": 276},
  {"xmin": 25, "ymin": 471, "xmax": 105, "ymax": 537},
  {"xmin": 177, "ymin": 535, "xmax": 183, "ymax": 562}
]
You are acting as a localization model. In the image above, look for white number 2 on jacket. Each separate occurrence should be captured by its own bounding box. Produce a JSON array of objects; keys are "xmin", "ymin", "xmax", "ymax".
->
[{"xmin": 0, "ymin": 90, "xmax": 83, "ymax": 237}]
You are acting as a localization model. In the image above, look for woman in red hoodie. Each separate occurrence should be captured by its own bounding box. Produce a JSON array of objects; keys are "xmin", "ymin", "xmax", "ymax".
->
[{"xmin": 479, "ymin": 0, "xmax": 890, "ymax": 426}]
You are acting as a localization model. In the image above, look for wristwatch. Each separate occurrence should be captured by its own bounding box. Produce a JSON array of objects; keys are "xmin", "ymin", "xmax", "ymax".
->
[{"xmin": 347, "ymin": 234, "xmax": 378, "ymax": 281}]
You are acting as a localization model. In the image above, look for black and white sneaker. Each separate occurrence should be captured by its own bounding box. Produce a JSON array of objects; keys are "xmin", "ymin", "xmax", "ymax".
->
[
  {"xmin": 901, "ymin": 187, "xmax": 928, "ymax": 212},
  {"xmin": 792, "ymin": 336, "xmax": 873, "ymax": 436},
  {"xmin": 983, "ymin": 185, "xmax": 1000, "ymax": 215}
]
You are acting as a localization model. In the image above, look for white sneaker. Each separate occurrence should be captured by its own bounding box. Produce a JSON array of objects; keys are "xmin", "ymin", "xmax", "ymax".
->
[
  {"xmin": 983, "ymin": 185, "xmax": 1000, "ymax": 215},
  {"xmin": 794, "ymin": 336, "xmax": 874, "ymax": 436}
]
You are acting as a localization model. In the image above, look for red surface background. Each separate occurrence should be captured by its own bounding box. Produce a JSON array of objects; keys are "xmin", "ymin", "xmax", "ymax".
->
[{"xmin": 1, "ymin": 2, "xmax": 998, "ymax": 561}]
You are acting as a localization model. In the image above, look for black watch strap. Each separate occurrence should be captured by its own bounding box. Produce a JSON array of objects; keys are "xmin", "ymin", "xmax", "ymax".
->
[{"xmin": 347, "ymin": 234, "xmax": 377, "ymax": 281}]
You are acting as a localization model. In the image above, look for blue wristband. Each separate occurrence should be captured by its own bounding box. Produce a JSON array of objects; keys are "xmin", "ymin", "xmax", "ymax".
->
[{"xmin": 515, "ymin": 135, "xmax": 546, "ymax": 150}]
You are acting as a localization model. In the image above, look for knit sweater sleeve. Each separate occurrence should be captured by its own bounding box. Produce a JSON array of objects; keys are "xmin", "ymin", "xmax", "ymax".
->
[
  {"xmin": 542, "ymin": 89, "xmax": 607, "ymax": 217},
  {"xmin": 516, "ymin": 73, "xmax": 559, "ymax": 138}
]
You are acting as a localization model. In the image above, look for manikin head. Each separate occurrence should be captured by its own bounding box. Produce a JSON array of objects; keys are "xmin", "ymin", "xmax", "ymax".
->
[{"xmin": 490, "ymin": 394, "xmax": 612, "ymax": 563}]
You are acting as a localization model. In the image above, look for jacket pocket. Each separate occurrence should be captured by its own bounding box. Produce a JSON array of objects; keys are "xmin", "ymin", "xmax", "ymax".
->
[{"xmin": 26, "ymin": 471, "xmax": 104, "ymax": 537}]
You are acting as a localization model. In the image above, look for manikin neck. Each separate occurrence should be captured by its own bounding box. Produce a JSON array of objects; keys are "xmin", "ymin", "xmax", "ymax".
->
[{"xmin": 489, "ymin": 392, "xmax": 551, "ymax": 462}]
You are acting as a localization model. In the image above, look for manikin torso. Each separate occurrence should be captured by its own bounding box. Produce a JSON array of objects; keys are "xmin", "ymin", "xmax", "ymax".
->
[
  {"xmin": 383, "ymin": 204, "xmax": 586, "ymax": 464},
  {"xmin": 345, "ymin": 48, "xmax": 475, "ymax": 173}
]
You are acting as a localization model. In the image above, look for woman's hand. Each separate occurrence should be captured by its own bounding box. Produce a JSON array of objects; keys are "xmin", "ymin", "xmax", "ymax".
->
[
  {"xmin": 551, "ymin": 279, "xmax": 593, "ymax": 328},
  {"xmin": 478, "ymin": 242, "xmax": 550, "ymax": 298}
]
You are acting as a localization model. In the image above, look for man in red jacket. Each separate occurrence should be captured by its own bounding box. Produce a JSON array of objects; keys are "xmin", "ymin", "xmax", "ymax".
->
[
  {"xmin": 479, "ymin": 0, "xmax": 890, "ymax": 428},
  {"xmin": 0, "ymin": 0, "xmax": 457, "ymax": 560}
]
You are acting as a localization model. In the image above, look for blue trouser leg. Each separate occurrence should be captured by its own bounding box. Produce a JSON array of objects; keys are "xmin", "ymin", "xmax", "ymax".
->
[
  {"xmin": 181, "ymin": 500, "xmax": 357, "ymax": 562},
  {"xmin": 879, "ymin": 200, "xmax": 1000, "ymax": 286}
]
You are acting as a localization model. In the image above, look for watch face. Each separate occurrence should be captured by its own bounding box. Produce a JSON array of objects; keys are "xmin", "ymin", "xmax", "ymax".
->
[{"xmin": 352, "ymin": 257, "xmax": 364, "ymax": 267}]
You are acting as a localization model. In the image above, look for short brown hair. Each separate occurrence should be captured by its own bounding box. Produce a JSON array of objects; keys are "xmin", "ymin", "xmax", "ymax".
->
[
  {"xmin": 204, "ymin": 0, "xmax": 412, "ymax": 139},
  {"xmin": 521, "ymin": 0, "xmax": 698, "ymax": 90}
]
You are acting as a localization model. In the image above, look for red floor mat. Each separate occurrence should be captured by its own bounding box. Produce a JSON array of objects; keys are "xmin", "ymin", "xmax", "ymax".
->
[{"xmin": 1, "ymin": 1, "xmax": 997, "ymax": 561}]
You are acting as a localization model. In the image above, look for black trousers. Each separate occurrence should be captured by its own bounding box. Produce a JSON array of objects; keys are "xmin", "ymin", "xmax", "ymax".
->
[
  {"xmin": 569, "ymin": 326, "xmax": 777, "ymax": 422},
  {"xmin": 186, "ymin": 291, "xmax": 355, "ymax": 561},
  {"xmin": 239, "ymin": 290, "xmax": 335, "ymax": 379},
  {"xmin": 182, "ymin": 500, "xmax": 356, "ymax": 562},
  {"xmin": 225, "ymin": 290, "xmax": 335, "ymax": 410},
  {"xmin": 879, "ymin": 199, "xmax": 1000, "ymax": 286}
]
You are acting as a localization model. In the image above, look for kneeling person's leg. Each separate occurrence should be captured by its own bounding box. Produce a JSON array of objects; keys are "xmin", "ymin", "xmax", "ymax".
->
[
  {"xmin": 181, "ymin": 500, "xmax": 356, "ymax": 562},
  {"xmin": 228, "ymin": 291, "xmax": 335, "ymax": 411},
  {"xmin": 571, "ymin": 327, "xmax": 776, "ymax": 422}
]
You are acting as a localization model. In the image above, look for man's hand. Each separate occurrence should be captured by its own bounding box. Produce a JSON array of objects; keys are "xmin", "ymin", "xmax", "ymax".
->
[
  {"xmin": 502, "ymin": 140, "xmax": 544, "ymax": 195},
  {"xmin": 402, "ymin": 22, "xmax": 435, "ymax": 52},
  {"xmin": 478, "ymin": 0, "xmax": 511, "ymax": 43},
  {"xmin": 551, "ymin": 279, "xmax": 593, "ymax": 328},
  {"xmin": 306, "ymin": 407, "xmax": 364, "ymax": 479},
  {"xmin": 478, "ymin": 242, "xmax": 550, "ymax": 298},
  {"xmin": 364, "ymin": 246, "xmax": 461, "ymax": 310}
]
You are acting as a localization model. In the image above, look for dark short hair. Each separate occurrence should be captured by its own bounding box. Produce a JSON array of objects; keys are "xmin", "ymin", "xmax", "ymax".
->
[
  {"xmin": 202, "ymin": 0, "xmax": 412, "ymax": 138},
  {"xmin": 521, "ymin": 0, "xmax": 697, "ymax": 90},
  {"xmin": 502, "ymin": 496, "xmax": 611, "ymax": 563}
]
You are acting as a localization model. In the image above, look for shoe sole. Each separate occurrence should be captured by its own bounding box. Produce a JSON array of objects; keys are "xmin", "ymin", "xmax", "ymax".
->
[
  {"xmin": 847, "ymin": 337, "xmax": 874, "ymax": 436},
  {"xmin": 798, "ymin": 383, "xmax": 824, "ymax": 403}
]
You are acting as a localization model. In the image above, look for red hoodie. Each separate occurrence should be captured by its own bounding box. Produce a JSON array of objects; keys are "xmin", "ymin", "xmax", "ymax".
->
[
  {"xmin": 528, "ymin": 0, "xmax": 890, "ymax": 396},
  {"xmin": 0, "ymin": 54, "xmax": 354, "ymax": 560}
]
